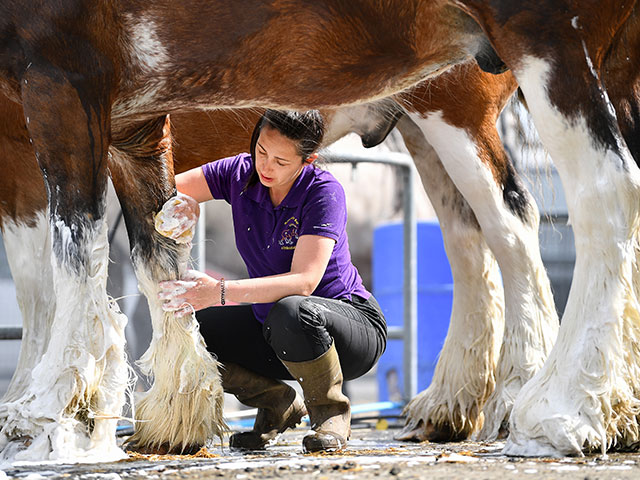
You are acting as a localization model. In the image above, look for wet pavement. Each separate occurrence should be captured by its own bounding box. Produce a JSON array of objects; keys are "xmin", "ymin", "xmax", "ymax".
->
[{"xmin": 3, "ymin": 418, "xmax": 640, "ymax": 480}]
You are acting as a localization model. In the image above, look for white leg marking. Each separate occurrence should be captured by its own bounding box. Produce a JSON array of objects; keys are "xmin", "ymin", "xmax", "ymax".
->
[
  {"xmin": 394, "ymin": 117, "xmax": 504, "ymax": 439},
  {"xmin": 410, "ymin": 111, "xmax": 559, "ymax": 441},
  {"xmin": 505, "ymin": 56, "xmax": 640, "ymax": 456}
]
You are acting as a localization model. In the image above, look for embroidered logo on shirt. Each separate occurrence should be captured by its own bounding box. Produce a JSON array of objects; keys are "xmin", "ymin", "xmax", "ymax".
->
[{"xmin": 279, "ymin": 217, "xmax": 299, "ymax": 250}]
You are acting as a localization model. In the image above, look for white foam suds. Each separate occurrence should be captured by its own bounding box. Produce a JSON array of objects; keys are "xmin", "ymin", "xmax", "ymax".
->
[
  {"xmin": 154, "ymin": 194, "xmax": 198, "ymax": 244},
  {"xmin": 0, "ymin": 215, "xmax": 130, "ymax": 463},
  {"xmin": 1, "ymin": 213, "xmax": 54, "ymax": 405}
]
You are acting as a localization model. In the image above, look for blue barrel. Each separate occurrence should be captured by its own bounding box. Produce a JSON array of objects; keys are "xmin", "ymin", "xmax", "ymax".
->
[{"xmin": 372, "ymin": 221, "xmax": 453, "ymax": 401}]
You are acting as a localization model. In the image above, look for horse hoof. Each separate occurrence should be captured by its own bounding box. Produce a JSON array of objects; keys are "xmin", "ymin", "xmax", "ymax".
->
[
  {"xmin": 394, "ymin": 419, "xmax": 468, "ymax": 443},
  {"xmin": 394, "ymin": 419, "xmax": 430, "ymax": 442},
  {"xmin": 124, "ymin": 441, "xmax": 202, "ymax": 455}
]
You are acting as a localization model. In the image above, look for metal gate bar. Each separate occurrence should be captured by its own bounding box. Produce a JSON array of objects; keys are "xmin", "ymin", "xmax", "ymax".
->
[{"xmin": 323, "ymin": 150, "xmax": 418, "ymax": 400}]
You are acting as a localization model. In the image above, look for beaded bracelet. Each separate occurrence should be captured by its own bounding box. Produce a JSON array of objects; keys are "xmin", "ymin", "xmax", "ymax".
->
[{"xmin": 220, "ymin": 277, "xmax": 226, "ymax": 305}]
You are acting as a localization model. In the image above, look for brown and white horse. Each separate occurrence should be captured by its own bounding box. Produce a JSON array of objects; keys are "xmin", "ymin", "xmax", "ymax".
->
[
  {"xmin": 1, "ymin": 54, "xmax": 559, "ymax": 454},
  {"xmin": 0, "ymin": 0, "xmax": 638, "ymax": 459}
]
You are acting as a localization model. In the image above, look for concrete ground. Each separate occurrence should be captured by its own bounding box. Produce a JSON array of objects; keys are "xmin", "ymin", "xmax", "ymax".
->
[
  {"xmin": 3, "ymin": 420, "xmax": 640, "ymax": 480},
  {"xmin": 3, "ymin": 308, "xmax": 640, "ymax": 479}
]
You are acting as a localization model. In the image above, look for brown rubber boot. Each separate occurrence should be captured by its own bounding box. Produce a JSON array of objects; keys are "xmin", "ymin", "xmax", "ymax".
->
[
  {"xmin": 221, "ymin": 362, "xmax": 306, "ymax": 450},
  {"xmin": 282, "ymin": 343, "xmax": 351, "ymax": 453}
]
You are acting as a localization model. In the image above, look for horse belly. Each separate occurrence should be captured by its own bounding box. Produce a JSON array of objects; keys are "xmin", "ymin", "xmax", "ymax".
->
[{"xmin": 113, "ymin": 0, "xmax": 477, "ymax": 118}]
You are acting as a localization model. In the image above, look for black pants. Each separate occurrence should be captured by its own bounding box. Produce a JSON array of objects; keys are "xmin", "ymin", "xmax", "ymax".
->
[{"xmin": 196, "ymin": 295, "xmax": 387, "ymax": 381}]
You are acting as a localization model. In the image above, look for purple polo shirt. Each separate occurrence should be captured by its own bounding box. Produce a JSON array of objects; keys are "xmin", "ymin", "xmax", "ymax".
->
[{"xmin": 201, "ymin": 153, "xmax": 370, "ymax": 323}]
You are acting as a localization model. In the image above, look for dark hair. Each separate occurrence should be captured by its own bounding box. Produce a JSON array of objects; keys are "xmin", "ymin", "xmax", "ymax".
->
[{"xmin": 245, "ymin": 109, "xmax": 325, "ymax": 190}]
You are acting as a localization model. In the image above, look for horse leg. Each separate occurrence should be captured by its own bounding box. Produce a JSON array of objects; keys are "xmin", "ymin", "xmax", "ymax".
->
[
  {"xmin": 606, "ymin": 10, "xmax": 640, "ymax": 360},
  {"xmin": 392, "ymin": 115, "xmax": 505, "ymax": 442},
  {"xmin": 396, "ymin": 63, "xmax": 558, "ymax": 441},
  {"xmin": 409, "ymin": 109, "xmax": 560, "ymax": 442},
  {"xmin": 324, "ymin": 98, "xmax": 504, "ymax": 440},
  {"xmin": 506, "ymin": 66, "xmax": 640, "ymax": 456},
  {"xmin": 0, "ymin": 62, "xmax": 129, "ymax": 461},
  {"xmin": 108, "ymin": 117, "xmax": 225, "ymax": 454},
  {"xmin": 469, "ymin": 2, "xmax": 640, "ymax": 456},
  {"xmin": 0, "ymin": 212, "xmax": 54, "ymax": 406}
]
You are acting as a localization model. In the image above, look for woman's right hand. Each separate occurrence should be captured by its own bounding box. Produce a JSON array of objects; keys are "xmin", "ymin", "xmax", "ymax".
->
[{"xmin": 154, "ymin": 192, "xmax": 200, "ymax": 244}]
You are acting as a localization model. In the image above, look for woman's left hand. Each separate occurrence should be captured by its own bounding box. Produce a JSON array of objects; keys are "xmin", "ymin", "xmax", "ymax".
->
[
  {"xmin": 158, "ymin": 270, "xmax": 220, "ymax": 315},
  {"xmin": 154, "ymin": 193, "xmax": 200, "ymax": 244}
]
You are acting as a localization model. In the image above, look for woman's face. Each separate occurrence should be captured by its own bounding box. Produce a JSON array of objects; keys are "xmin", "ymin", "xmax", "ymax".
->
[{"xmin": 255, "ymin": 125, "xmax": 308, "ymax": 193}]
